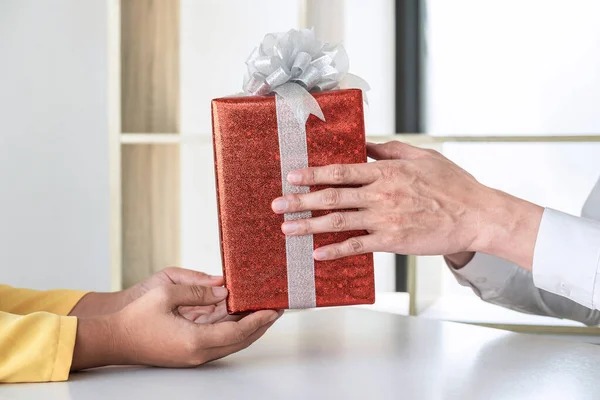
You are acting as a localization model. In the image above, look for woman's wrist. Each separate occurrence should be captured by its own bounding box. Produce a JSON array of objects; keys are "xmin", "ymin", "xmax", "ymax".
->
[
  {"xmin": 471, "ymin": 188, "xmax": 544, "ymax": 270},
  {"xmin": 71, "ymin": 314, "xmax": 125, "ymax": 371},
  {"xmin": 69, "ymin": 291, "xmax": 130, "ymax": 317}
]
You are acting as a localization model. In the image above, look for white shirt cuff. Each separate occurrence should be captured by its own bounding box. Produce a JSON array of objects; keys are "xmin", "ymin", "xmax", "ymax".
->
[{"xmin": 532, "ymin": 208, "xmax": 600, "ymax": 309}]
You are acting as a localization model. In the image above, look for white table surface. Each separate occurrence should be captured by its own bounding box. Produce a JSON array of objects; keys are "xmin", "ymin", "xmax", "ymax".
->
[{"xmin": 2, "ymin": 308, "xmax": 600, "ymax": 400}]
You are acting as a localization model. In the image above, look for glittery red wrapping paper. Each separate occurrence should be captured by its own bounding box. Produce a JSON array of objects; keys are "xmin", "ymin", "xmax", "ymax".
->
[{"xmin": 212, "ymin": 89, "xmax": 375, "ymax": 314}]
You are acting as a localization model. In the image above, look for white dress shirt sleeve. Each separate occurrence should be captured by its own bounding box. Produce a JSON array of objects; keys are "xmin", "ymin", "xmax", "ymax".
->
[
  {"xmin": 532, "ymin": 208, "xmax": 600, "ymax": 310},
  {"xmin": 450, "ymin": 252, "xmax": 600, "ymax": 326}
]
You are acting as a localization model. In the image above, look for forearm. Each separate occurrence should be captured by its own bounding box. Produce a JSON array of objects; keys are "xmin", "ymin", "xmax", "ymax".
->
[{"xmin": 469, "ymin": 188, "xmax": 544, "ymax": 271}]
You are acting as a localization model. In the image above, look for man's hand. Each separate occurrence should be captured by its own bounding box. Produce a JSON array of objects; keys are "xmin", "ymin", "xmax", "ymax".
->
[
  {"xmin": 71, "ymin": 284, "xmax": 282, "ymax": 370},
  {"xmin": 271, "ymin": 141, "xmax": 543, "ymax": 270},
  {"xmin": 70, "ymin": 268, "xmax": 224, "ymax": 321}
]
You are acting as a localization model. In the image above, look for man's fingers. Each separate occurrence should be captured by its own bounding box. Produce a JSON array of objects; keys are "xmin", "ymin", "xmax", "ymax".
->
[
  {"xmin": 200, "ymin": 310, "xmax": 280, "ymax": 348},
  {"xmin": 281, "ymin": 211, "xmax": 371, "ymax": 236},
  {"xmin": 287, "ymin": 163, "xmax": 380, "ymax": 186},
  {"xmin": 162, "ymin": 267, "xmax": 224, "ymax": 287},
  {"xmin": 366, "ymin": 141, "xmax": 425, "ymax": 161},
  {"xmin": 313, "ymin": 234, "xmax": 380, "ymax": 261},
  {"xmin": 157, "ymin": 285, "xmax": 228, "ymax": 310},
  {"xmin": 272, "ymin": 187, "xmax": 369, "ymax": 214}
]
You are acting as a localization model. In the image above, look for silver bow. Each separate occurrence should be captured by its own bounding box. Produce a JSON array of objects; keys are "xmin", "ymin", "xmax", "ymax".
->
[{"xmin": 243, "ymin": 28, "xmax": 369, "ymax": 124}]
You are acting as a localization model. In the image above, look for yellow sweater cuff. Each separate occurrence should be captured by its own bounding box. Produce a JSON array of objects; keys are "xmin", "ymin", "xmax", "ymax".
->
[
  {"xmin": 49, "ymin": 290, "xmax": 90, "ymax": 316},
  {"xmin": 50, "ymin": 316, "xmax": 78, "ymax": 382}
]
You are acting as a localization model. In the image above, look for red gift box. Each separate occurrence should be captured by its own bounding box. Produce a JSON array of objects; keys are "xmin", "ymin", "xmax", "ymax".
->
[{"xmin": 212, "ymin": 88, "xmax": 375, "ymax": 314}]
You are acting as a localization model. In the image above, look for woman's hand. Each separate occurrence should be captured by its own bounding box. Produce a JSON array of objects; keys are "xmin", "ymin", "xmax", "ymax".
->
[
  {"xmin": 70, "ymin": 267, "xmax": 224, "ymax": 322},
  {"xmin": 271, "ymin": 141, "xmax": 543, "ymax": 270},
  {"xmin": 126, "ymin": 267, "xmax": 227, "ymax": 322},
  {"xmin": 72, "ymin": 284, "xmax": 282, "ymax": 370}
]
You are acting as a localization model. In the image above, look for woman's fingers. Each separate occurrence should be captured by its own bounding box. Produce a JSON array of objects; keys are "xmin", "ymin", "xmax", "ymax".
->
[
  {"xmin": 202, "ymin": 321, "xmax": 275, "ymax": 363},
  {"xmin": 193, "ymin": 302, "xmax": 230, "ymax": 324},
  {"xmin": 203, "ymin": 311, "xmax": 283, "ymax": 363},
  {"xmin": 198, "ymin": 310, "xmax": 280, "ymax": 348}
]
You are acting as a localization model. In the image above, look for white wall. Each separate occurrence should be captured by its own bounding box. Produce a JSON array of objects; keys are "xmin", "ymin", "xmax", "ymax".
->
[
  {"xmin": 0, "ymin": 1, "xmax": 112, "ymax": 291},
  {"xmin": 425, "ymin": 0, "xmax": 600, "ymax": 135}
]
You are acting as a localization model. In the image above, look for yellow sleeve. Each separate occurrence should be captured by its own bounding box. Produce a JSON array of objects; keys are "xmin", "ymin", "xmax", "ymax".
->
[
  {"xmin": 0, "ymin": 311, "xmax": 77, "ymax": 383},
  {"xmin": 0, "ymin": 284, "xmax": 88, "ymax": 316}
]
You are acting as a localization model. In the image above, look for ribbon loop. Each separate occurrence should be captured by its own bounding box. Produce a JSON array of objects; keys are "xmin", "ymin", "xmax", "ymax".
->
[
  {"xmin": 266, "ymin": 67, "xmax": 291, "ymax": 88},
  {"xmin": 291, "ymin": 52, "xmax": 312, "ymax": 77}
]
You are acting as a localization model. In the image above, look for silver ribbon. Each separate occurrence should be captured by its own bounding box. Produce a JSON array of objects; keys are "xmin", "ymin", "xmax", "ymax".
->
[{"xmin": 242, "ymin": 28, "xmax": 369, "ymax": 309}]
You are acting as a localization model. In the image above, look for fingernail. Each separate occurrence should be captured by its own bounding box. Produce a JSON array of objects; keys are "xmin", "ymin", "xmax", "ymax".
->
[
  {"xmin": 281, "ymin": 222, "xmax": 299, "ymax": 235},
  {"xmin": 272, "ymin": 198, "xmax": 288, "ymax": 213},
  {"xmin": 314, "ymin": 248, "xmax": 328, "ymax": 260},
  {"xmin": 209, "ymin": 275, "xmax": 223, "ymax": 280},
  {"xmin": 268, "ymin": 312, "xmax": 279, "ymax": 322},
  {"xmin": 212, "ymin": 287, "xmax": 228, "ymax": 297},
  {"xmin": 287, "ymin": 171, "xmax": 302, "ymax": 185}
]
